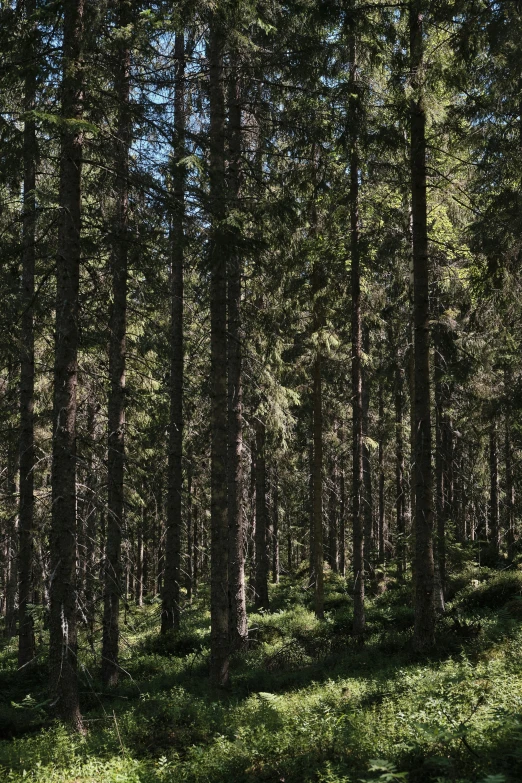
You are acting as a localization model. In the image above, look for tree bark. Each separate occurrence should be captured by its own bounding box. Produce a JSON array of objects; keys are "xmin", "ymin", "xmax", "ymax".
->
[
  {"xmin": 395, "ymin": 359, "xmax": 406, "ymax": 580},
  {"xmin": 312, "ymin": 257, "xmax": 325, "ymax": 619},
  {"xmin": 162, "ymin": 31, "xmax": 186, "ymax": 635},
  {"xmin": 350, "ymin": 34, "xmax": 365, "ymax": 638},
  {"xmin": 254, "ymin": 419, "xmax": 270, "ymax": 610},
  {"xmin": 505, "ymin": 412, "xmax": 515, "ymax": 561},
  {"xmin": 102, "ymin": 0, "xmax": 131, "ymax": 686},
  {"xmin": 362, "ymin": 326, "xmax": 374, "ymax": 570},
  {"xmin": 378, "ymin": 378, "xmax": 386, "ymax": 564},
  {"xmin": 227, "ymin": 56, "xmax": 247, "ymax": 650},
  {"xmin": 339, "ymin": 428, "xmax": 346, "ymax": 577},
  {"xmin": 489, "ymin": 419, "xmax": 499, "ymax": 558},
  {"xmin": 208, "ymin": 17, "xmax": 229, "ymax": 685},
  {"xmin": 18, "ymin": 0, "xmax": 37, "ymax": 668},
  {"xmin": 410, "ymin": 0, "xmax": 435, "ymax": 651},
  {"xmin": 49, "ymin": 0, "xmax": 84, "ymax": 730},
  {"xmin": 272, "ymin": 479, "xmax": 280, "ymax": 584}
]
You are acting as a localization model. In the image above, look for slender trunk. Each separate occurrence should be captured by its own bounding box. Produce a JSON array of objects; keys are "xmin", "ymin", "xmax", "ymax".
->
[
  {"xmin": 339, "ymin": 429, "xmax": 346, "ymax": 577},
  {"xmin": 136, "ymin": 516, "xmax": 143, "ymax": 606},
  {"xmin": 272, "ymin": 480, "xmax": 280, "ymax": 583},
  {"xmin": 162, "ymin": 31, "xmax": 185, "ymax": 635},
  {"xmin": 49, "ymin": 0, "xmax": 84, "ymax": 730},
  {"xmin": 308, "ymin": 442, "xmax": 315, "ymax": 581},
  {"xmin": 410, "ymin": 0, "xmax": 435, "ymax": 651},
  {"xmin": 193, "ymin": 502, "xmax": 199, "ymax": 595},
  {"xmin": 208, "ymin": 18, "xmax": 229, "ymax": 685},
  {"xmin": 254, "ymin": 419, "xmax": 269, "ymax": 609},
  {"xmin": 506, "ymin": 413, "xmax": 515, "ymax": 561},
  {"xmin": 362, "ymin": 326, "xmax": 373, "ymax": 571},
  {"xmin": 395, "ymin": 360, "xmax": 406, "ymax": 580},
  {"xmin": 18, "ymin": 0, "xmax": 37, "ymax": 667},
  {"xmin": 350, "ymin": 35, "xmax": 364, "ymax": 638},
  {"xmin": 312, "ymin": 257, "xmax": 325, "ymax": 619},
  {"xmin": 6, "ymin": 418, "xmax": 18, "ymax": 639},
  {"xmin": 84, "ymin": 402, "xmax": 97, "ymax": 639},
  {"xmin": 328, "ymin": 470, "xmax": 339, "ymax": 573},
  {"xmin": 249, "ymin": 446, "xmax": 256, "ymax": 587},
  {"xmin": 186, "ymin": 463, "xmax": 193, "ymax": 603},
  {"xmin": 378, "ymin": 378, "xmax": 385, "ymax": 564},
  {"xmin": 227, "ymin": 57, "xmax": 247, "ymax": 650},
  {"xmin": 434, "ymin": 338, "xmax": 446, "ymax": 597},
  {"xmin": 489, "ymin": 419, "xmax": 499, "ymax": 558},
  {"xmin": 102, "ymin": 0, "xmax": 131, "ymax": 686}
]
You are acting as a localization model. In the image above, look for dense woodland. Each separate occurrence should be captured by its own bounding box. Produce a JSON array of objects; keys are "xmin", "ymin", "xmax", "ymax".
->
[{"xmin": 1, "ymin": 0, "xmax": 522, "ymax": 781}]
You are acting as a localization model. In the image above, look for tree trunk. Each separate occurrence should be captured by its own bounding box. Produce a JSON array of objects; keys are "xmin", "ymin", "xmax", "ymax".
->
[
  {"xmin": 272, "ymin": 479, "xmax": 280, "ymax": 584},
  {"xmin": 208, "ymin": 18, "xmax": 229, "ymax": 685},
  {"xmin": 312, "ymin": 256, "xmax": 325, "ymax": 619},
  {"xmin": 362, "ymin": 326, "xmax": 373, "ymax": 571},
  {"xmin": 254, "ymin": 419, "xmax": 270, "ymax": 610},
  {"xmin": 162, "ymin": 31, "xmax": 185, "ymax": 635},
  {"xmin": 395, "ymin": 359, "xmax": 406, "ymax": 580},
  {"xmin": 49, "ymin": 0, "xmax": 84, "ymax": 730},
  {"xmin": 350, "ymin": 35, "xmax": 365, "ymax": 638},
  {"xmin": 227, "ymin": 57, "xmax": 247, "ymax": 650},
  {"xmin": 328, "ymin": 466, "xmax": 339, "ymax": 573},
  {"xmin": 186, "ymin": 462, "xmax": 193, "ymax": 603},
  {"xmin": 18, "ymin": 0, "xmax": 37, "ymax": 667},
  {"xmin": 102, "ymin": 0, "xmax": 131, "ymax": 686},
  {"xmin": 378, "ymin": 378, "xmax": 386, "ymax": 564},
  {"xmin": 339, "ymin": 429, "xmax": 346, "ymax": 577},
  {"xmin": 489, "ymin": 419, "xmax": 499, "ymax": 558},
  {"xmin": 410, "ymin": 0, "xmax": 435, "ymax": 651},
  {"xmin": 505, "ymin": 412, "xmax": 515, "ymax": 561},
  {"xmin": 84, "ymin": 401, "xmax": 98, "ymax": 640}
]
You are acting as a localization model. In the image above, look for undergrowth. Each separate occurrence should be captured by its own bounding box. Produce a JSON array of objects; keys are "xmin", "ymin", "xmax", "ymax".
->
[{"xmin": 0, "ymin": 565, "xmax": 521, "ymax": 783}]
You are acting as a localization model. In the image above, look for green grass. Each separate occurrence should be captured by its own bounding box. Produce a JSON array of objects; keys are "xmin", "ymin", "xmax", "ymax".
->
[{"xmin": 0, "ymin": 566, "xmax": 521, "ymax": 782}]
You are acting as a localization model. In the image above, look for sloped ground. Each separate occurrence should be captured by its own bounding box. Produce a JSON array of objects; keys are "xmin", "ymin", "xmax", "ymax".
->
[{"xmin": 1, "ymin": 564, "xmax": 521, "ymax": 783}]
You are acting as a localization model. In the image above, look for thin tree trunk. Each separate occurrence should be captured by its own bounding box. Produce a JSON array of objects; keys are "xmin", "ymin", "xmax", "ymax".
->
[
  {"xmin": 272, "ymin": 480, "xmax": 280, "ymax": 584},
  {"xmin": 350, "ymin": 34, "xmax": 365, "ymax": 638},
  {"xmin": 505, "ymin": 413, "xmax": 515, "ymax": 561},
  {"xmin": 312, "ymin": 256, "xmax": 325, "ymax": 619},
  {"xmin": 186, "ymin": 462, "xmax": 193, "ymax": 603},
  {"xmin": 489, "ymin": 419, "xmax": 499, "ymax": 558},
  {"xmin": 18, "ymin": 0, "xmax": 37, "ymax": 667},
  {"xmin": 84, "ymin": 402, "xmax": 98, "ymax": 640},
  {"xmin": 162, "ymin": 31, "xmax": 185, "ymax": 635},
  {"xmin": 410, "ymin": 0, "xmax": 435, "ymax": 651},
  {"xmin": 102, "ymin": 0, "xmax": 131, "ymax": 686},
  {"xmin": 395, "ymin": 359, "xmax": 406, "ymax": 580},
  {"xmin": 378, "ymin": 378, "xmax": 385, "ymax": 564},
  {"xmin": 254, "ymin": 419, "xmax": 269, "ymax": 610},
  {"xmin": 193, "ymin": 501, "xmax": 199, "ymax": 595},
  {"xmin": 339, "ymin": 429, "xmax": 346, "ymax": 577},
  {"xmin": 362, "ymin": 326, "xmax": 373, "ymax": 571},
  {"xmin": 49, "ymin": 0, "xmax": 84, "ymax": 730},
  {"xmin": 136, "ymin": 516, "xmax": 143, "ymax": 606},
  {"xmin": 208, "ymin": 18, "xmax": 229, "ymax": 685},
  {"xmin": 227, "ymin": 57, "xmax": 247, "ymax": 650}
]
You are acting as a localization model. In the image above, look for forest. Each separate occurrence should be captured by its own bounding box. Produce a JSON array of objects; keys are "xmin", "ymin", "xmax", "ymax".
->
[{"xmin": 0, "ymin": 0, "xmax": 522, "ymax": 780}]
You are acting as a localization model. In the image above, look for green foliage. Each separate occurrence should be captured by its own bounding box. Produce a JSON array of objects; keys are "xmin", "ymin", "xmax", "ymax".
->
[{"xmin": 1, "ymin": 569, "xmax": 521, "ymax": 783}]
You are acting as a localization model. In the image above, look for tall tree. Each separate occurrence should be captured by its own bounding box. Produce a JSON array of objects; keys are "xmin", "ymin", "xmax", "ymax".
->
[
  {"xmin": 162, "ymin": 30, "xmax": 186, "ymax": 635},
  {"xmin": 49, "ymin": 0, "xmax": 85, "ymax": 730},
  {"xmin": 410, "ymin": 0, "xmax": 435, "ymax": 651},
  {"xmin": 254, "ymin": 418, "xmax": 270, "ymax": 610},
  {"xmin": 227, "ymin": 51, "xmax": 248, "ymax": 650},
  {"xmin": 208, "ymin": 13, "xmax": 229, "ymax": 686},
  {"xmin": 350, "ymin": 31, "xmax": 365, "ymax": 639},
  {"xmin": 102, "ymin": 0, "xmax": 132, "ymax": 686},
  {"xmin": 18, "ymin": 0, "xmax": 37, "ymax": 668}
]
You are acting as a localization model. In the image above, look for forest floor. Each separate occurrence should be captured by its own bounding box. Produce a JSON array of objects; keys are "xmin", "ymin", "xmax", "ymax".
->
[{"xmin": 1, "ymin": 556, "xmax": 522, "ymax": 782}]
